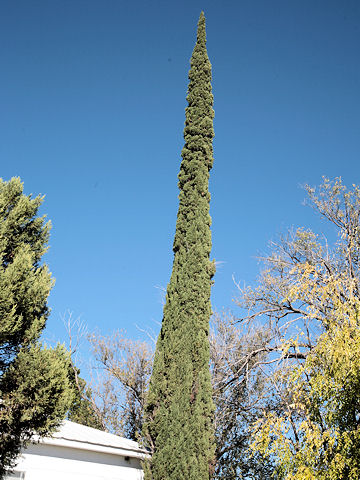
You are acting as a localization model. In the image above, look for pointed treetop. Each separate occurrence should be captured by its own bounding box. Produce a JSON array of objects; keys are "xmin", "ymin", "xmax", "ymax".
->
[{"xmin": 196, "ymin": 11, "xmax": 206, "ymax": 46}]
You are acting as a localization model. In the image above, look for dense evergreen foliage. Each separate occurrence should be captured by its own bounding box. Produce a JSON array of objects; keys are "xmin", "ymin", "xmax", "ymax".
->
[
  {"xmin": 144, "ymin": 12, "xmax": 216, "ymax": 479},
  {"xmin": 0, "ymin": 178, "xmax": 74, "ymax": 478}
]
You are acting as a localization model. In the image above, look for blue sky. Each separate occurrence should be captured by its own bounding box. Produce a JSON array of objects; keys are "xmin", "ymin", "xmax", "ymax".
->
[{"xmin": 1, "ymin": 0, "xmax": 360, "ymax": 348}]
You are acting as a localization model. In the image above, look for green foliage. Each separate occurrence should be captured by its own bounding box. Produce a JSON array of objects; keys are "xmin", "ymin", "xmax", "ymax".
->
[
  {"xmin": 0, "ymin": 344, "xmax": 74, "ymax": 475},
  {"xmin": 0, "ymin": 178, "xmax": 74, "ymax": 478},
  {"xmin": 67, "ymin": 370, "xmax": 104, "ymax": 431},
  {"xmin": 81, "ymin": 314, "xmax": 275, "ymax": 479},
  {"xmin": 0, "ymin": 178, "xmax": 52, "ymax": 372},
  {"xmin": 144, "ymin": 12, "xmax": 216, "ymax": 479}
]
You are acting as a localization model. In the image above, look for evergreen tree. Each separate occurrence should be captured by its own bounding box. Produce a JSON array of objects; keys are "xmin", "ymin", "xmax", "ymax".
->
[
  {"xmin": 144, "ymin": 12, "xmax": 216, "ymax": 479},
  {"xmin": 67, "ymin": 370, "xmax": 105, "ymax": 431},
  {"xmin": 0, "ymin": 177, "xmax": 74, "ymax": 478}
]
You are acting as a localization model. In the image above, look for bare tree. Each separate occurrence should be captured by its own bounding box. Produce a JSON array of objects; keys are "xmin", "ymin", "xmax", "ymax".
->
[
  {"xmin": 67, "ymin": 313, "xmax": 275, "ymax": 478},
  {"xmin": 87, "ymin": 331, "xmax": 153, "ymax": 439},
  {"xmin": 63, "ymin": 312, "xmax": 107, "ymax": 431},
  {"xmin": 210, "ymin": 312, "xmax": 276, "ymax": 479}
]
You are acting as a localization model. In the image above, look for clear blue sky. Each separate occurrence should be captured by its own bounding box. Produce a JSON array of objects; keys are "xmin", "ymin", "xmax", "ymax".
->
[{"xmin": 1, "ymin": 0, "xmax": 360, "ymax": 346}]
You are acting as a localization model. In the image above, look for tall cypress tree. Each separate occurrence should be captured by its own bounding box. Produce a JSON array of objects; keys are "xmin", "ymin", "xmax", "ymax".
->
[{"xmin": 144, "ymin": 12, "xmax": 215, "ymax": 479}]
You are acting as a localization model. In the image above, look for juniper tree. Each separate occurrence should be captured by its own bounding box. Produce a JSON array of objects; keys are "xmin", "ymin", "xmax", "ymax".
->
[
  {"xmin": 0, "ymin": 178, "xmax": 74, "ymax": 478},
  {"xmin": 144, "ymin": 12, "xmax": 216, "ymax": 479}
]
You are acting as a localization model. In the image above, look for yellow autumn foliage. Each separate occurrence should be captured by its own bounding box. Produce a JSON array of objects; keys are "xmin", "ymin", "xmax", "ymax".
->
[{"xmin": 243, "ymin": 179, "xmax": 360, "ymax": 479}]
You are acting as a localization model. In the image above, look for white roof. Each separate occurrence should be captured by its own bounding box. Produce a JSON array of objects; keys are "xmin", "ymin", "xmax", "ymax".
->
[{"xmin": 38, "ymin": 420, "xmax": 149, "ymax": 460}]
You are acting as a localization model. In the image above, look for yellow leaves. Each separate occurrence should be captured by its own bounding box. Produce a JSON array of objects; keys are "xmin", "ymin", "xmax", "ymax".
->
[
  {"xmin": 286, "ymin": 465, "xmax": 316, "ymax": 480},
  {"xmin": 250, "ymin": 278, "xmax": 360, "ymax": 477},
  {"xmin": 240, "ymin": 179, "xmax": 360, "ymax": 478},
  {"xmin": 251, "ymin": 412, "xmax": 292, "ymax": 462},
  {"xmin": 278, "ymin": 335, "xmax": 302, "ymax": 360},
  {"xmin": 251, "ymin": 310, "xmax": 360, "ymax": 478},
  {"xmin": 284, "ymin": 258, "xmax": 360, "ymax": 332}
]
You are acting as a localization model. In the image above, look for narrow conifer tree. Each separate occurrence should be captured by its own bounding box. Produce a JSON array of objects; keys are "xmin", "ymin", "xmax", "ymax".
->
[{"xmin": 144, "ymin": 12, "xmax": 215, "ymax": 479}]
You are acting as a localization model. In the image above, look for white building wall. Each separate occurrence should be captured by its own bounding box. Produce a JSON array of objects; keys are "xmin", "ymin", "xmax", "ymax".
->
[{"xmin": 7, "ymin": 443, "xmax": 144, "ymax": 480}]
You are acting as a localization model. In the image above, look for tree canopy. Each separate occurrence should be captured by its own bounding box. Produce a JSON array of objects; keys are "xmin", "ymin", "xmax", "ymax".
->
[
  {"xmin": 0, "ymin": 177, "xmax": 74, "ymax": 478},
  {"xmin": 243, "ymin": 178, "xmax": 360, "ymax": 479}
]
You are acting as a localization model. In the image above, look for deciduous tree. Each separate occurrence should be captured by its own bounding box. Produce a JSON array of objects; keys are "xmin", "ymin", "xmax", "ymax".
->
[
  {"xmin": 210, "ymin": 313, "xmax": 275, "ymax": 479},
  {"xmin": 88, "ymin": 331, "xmax": 153, "ymax": 438},
  {"xmin": 84, "ymin": 315, "xmax": 274, "ymax": 479},
  {"xmin": 240, "ymin": 178, "xmax": 360, "ymax": 478}
]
